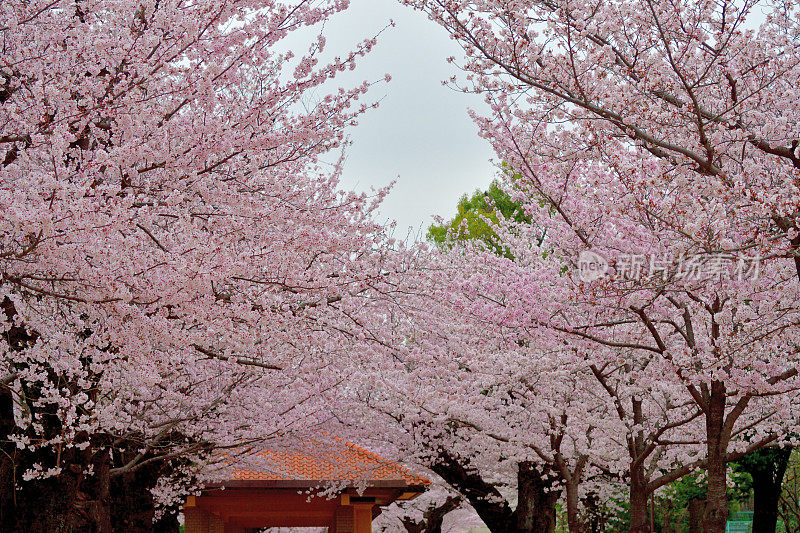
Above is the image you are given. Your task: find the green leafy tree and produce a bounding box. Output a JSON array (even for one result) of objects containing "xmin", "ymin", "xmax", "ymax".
[
  {"xmin": 427, "ymin": 181, "xmax": 531, "ymax": 256},
  {"xmin": 779, "ymin": 449, "xmax": 800, "ymax": 533}
]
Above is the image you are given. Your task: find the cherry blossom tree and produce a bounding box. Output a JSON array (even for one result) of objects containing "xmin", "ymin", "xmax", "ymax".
[
  {"xmin": 335, "ymin": 243, "xmax": 626, "ymax": 533},
  {"xmin": 398, "ymin": 0, "xmax": 800, "ymax": 531},
  {"xmin": 0, "ymin": 0, "xmax": 399, "ymax": 530},
  {"xmin": 351, "ymin": 190, "xmax": 728, "ymax": 532}
]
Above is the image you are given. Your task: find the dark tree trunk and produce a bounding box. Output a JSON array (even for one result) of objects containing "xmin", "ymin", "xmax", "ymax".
[
  {"xmin": 1, "ymin": 441, "xmax": 181, "ymax": 533},
  {"xmin": 629, "ymin": 461, "xmax": 651, "ymax": 533},
  {"xmin": 9, "ymin": 462, "xmax": 90, "ymax": 533},
  {"xmin": 0, "ymin": 297, "xmax": 93, "ymax": 532},
  {"xmin": 753, "ymin": 470, "xmax": 785, "ymax": 533},
  {"xmin": 430, "ymin": 452, "xmax": 563, "ymax": 533},
  {"xmin": 430, "ymin": 450, "xmax": 517, "ymax": 532},
  {"xmin": 739, "ymin": 447, "xmax": 793, "ymax": 533},
  {"xmin": 702, "ymin": 381, "xmax": 729, "ymax": 533},
  {"xmin": 688, "ymin": 498, "xmax": 707, "ymax": 533},
  {"xmin": 0, "ymin": 385, "xmax": 18, "ymax": 526},
  {"xmin": 400, "ymin": 495, "xmax": 462, "ymax": 533},
  {"xmin": 584, "ymin": 492, "xmax": 608, "ymax": 533},
  {"xmin": 516, "ymin": 462, "xmax": 560, "ymax": 533},
  {"xmin": 110, "ymin": 465, "xmax": 181, "ymax": 533},
  {"xmin": 564, "ymin": 477, "xmax": 586, "ymax": 533},
  {"xmin": 86, "ymin": 451, "xmax": 113, "ymax": 533}
]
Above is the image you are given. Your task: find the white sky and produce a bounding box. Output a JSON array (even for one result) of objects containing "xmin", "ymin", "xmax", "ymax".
[
  {"xmin": 299, "ymin": 1, "xmax": 772, "ymax": 239},
  {"xmin": 314, "ymin": 0, "xmax": 497, "ymax": 239}
]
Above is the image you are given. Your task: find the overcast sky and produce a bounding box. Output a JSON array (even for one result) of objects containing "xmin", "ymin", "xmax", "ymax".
[{"xmin": 311, "ymin": 0, "xmax": 497, "ymax": 239}]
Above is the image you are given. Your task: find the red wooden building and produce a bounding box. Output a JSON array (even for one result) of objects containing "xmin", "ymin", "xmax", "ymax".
[{"xmin": 183, "ymin": 441, "xmax": 429, "ymax": 533}]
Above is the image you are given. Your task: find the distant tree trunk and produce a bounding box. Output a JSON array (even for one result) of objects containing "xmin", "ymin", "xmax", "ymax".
[
  {"xmin": 584, "ymin": 491, "xmax": 608, "ymax": 533},
  {"xmin": 661, "ymin": 498, "xmax": 674, "ymax": 533},
  {"xmin": 516, "ymin": 462, "xmax": 560, "ymax": 533},
  {"xmin": 744, "ymin": 447, "xmax": 793, "ymax": 533},
  {"xmin": 688, "ymin": 498, "xmax": 706, "ymax": 533}
]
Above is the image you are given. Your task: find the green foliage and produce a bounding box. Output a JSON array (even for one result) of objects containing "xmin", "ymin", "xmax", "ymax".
[
  {"xmin": 604, "ymin": 493, "xmax": 631, "ymax": 533},
  {"xmin": 734, "ymin": 447, "xmax": 793, "ymax": 478},
  {"xmin": 779, "ymin": 449, "xmax": 800, "ymax": 533},
  {"xmin": 427, "ymin": 181, "xmax": 530, "ymax": 257}
]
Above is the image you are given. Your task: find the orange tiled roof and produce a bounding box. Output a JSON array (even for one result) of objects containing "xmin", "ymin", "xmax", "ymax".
[{"xmin": 229, "ymin": 440, "xmax": 429, "ymax": 487}]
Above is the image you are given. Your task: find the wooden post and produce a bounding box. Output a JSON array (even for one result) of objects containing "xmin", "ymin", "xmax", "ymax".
[
  {"xmin": 353, "ymin": 503, "xmax": 373, "ymax": 533},
  {"xmin": 184, "ymin": 497, "xmax": 209, "ymax": 533},
  {"xmin": 333, "ymin": 505, "xmax": 354, "ymax": 532},
  {"xmin": 208, "ymin": 513, "xmax": 225, "ymax": 533}
]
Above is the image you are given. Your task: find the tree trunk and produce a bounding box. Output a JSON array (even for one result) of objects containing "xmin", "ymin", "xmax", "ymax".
[
  {"xmin": 705, "ymin": 446, "xmax": 729, "ymax": 532},
  {"xmin": 662, "ymin": 498, "xmax": 674, "ymax": 533},
  {"xmin": 750, "ymin": 448, "xmax": 793, "ymax": 533},
  {"xmin": 564, "ymin": 478, "xmax": 586, "ymax": 533},
  {"xmin": 110, "ymin": 465, "xmax": 181, "ymax": 533},
  {"xmin": 702, "ymin": 381, "xmax": 729, "ymax": 533},
  {"xmin": 9, "ymin": 465, "xmax": 88, "ymax": 533},
  {"xmin": 0, "ymin": 429, "xmax": 180, "ymax": 532},
  {"xmin": 688, "ymin": 498, "xmax": 706, "ymax": 533},
  {"xmin": 0, "ymin": 385, "xmax": 19, "ymax": 527},
  {"xmin": 430, "ymin": 450, "xmax": 516, "ymax": 532},
  {"xmin": 83, "ymin": 451, "xmax": 113, "ymax": 533},
  {"xmin": 753, "ymin": 471, "xmax": 785, "ymax": 533},
  {"xmin": 400, "ymin": 495, "xmax": 462, "ymax": 533},
  {"xmin": 516, "ymin": 462, "xmax": 560, "ymax": 533},
  {"xmin": 583, "ymin": 491, "xmax": 607, "ymax": 533},
  {"xmin": 0, "ymin": 298, "xmax": 180, "ymax": 533},
  {"xmin": 629, "ymin": 461, "xmax": 652, "ymax": 533}
]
